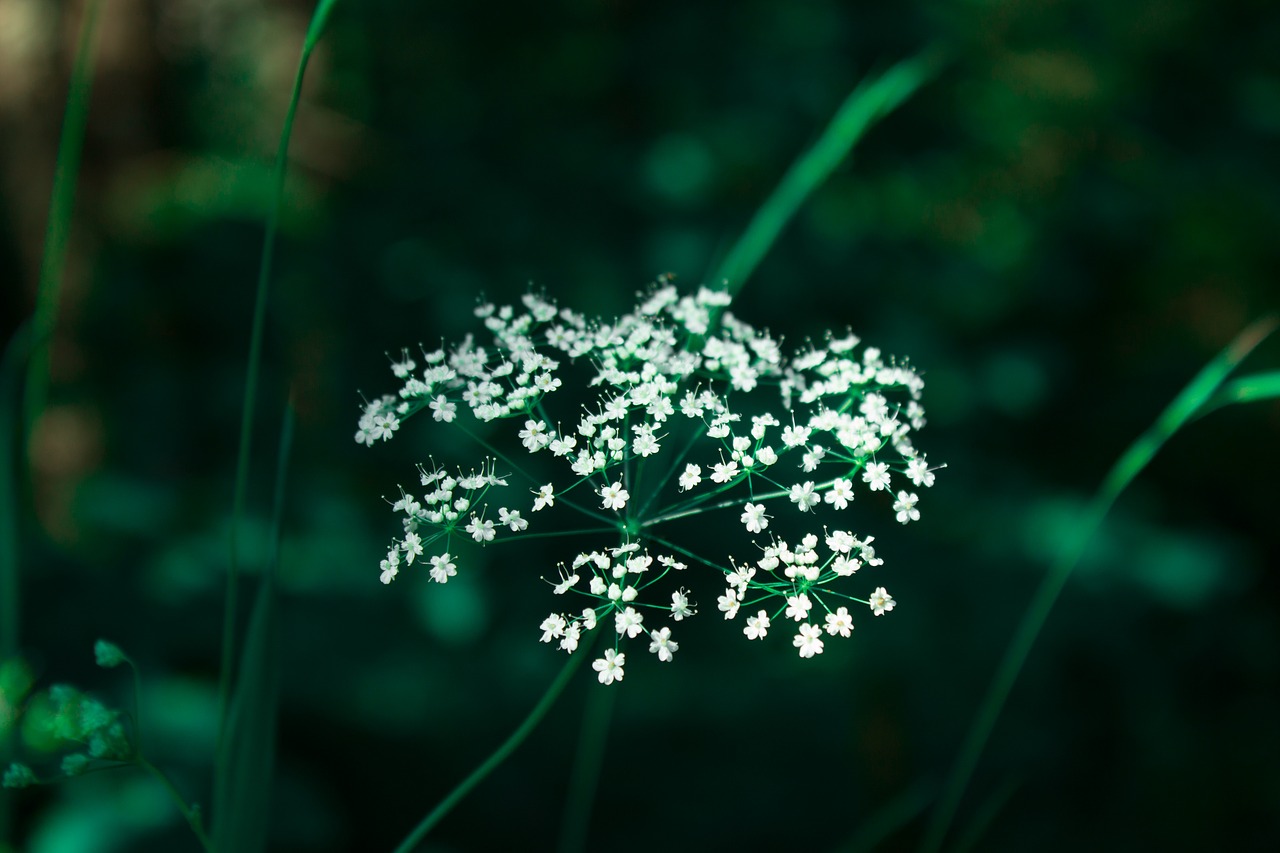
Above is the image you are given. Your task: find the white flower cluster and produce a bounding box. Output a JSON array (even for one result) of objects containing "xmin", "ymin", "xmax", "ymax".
[
  {"xmin": 715, "ymin": 532, "xmax": 895, "ymax": 660},
  {"xmin": 359, "ymin": 277, "xmax": 941, "ymax": 684},
  {"xmin": 375, "ymin": 457, "xmax": 513, "ymax": 585}
]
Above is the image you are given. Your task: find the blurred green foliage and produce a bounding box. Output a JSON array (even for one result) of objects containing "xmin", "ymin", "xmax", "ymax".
[{"xmin": 2, "ymin": 0, "xmax": 1278, "ymax": 850}]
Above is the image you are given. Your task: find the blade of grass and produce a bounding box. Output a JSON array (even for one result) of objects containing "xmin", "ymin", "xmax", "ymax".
[
  {"xmin": 22, "ymin": 0, "xmax": 103, "ymax": 446},
  {"xmin": 710, "ymin": 46, "xmax": 947, "ymax": 300},
  {"xmin": 213, "ymin": 401, "xmax": 295, "ymax": 853},
  {"xmin": 217, "ymin": 0, "xmax": 340, "ymax": 780},
  {"xmin": 920, "ymin": 315, "xmax": 1279, "ymax": 853}
]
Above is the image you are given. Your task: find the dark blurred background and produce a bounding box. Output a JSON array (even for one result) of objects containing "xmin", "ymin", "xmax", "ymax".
[{"xmin": 3, "ymin": 0, "xmax": 1279, "ymax": 850}]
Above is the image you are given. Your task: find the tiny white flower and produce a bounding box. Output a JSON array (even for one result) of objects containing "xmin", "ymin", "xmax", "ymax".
[
  {"xmin": 370, "ymin": 412, "xmax": 400, "ymax": 442},
  {"xmin": 906, "ymin": 457, "xmax": 936, "ymax": 487},
  {"xmin": 785, "ymin": 594, "xmax": 812, "ymax": 622},
  {"xmin": 658, "ymin": 555, "xmax": 687, "ymax": 571},
  {"xmin": 627, "ymin": 553, "xmax": 652, "ymax": 574},
  {"xmin": 532, "ymin": 483, "xmax": 556, "ymax": 511},
  {"xmin": 711, "ymin": 459, "xmax": 739, "ymax": 484},
  {"xmin": 429, "ymin": 553, "xmax": 457, "ymax": 583},
  {"xmin": 740, "ymin": 502, "xmax": 770, "ymax": 534},
  {"xmin": 781, "ymin": 424, "xmax": 811, "ymax": 448},
  {"xmin": 632, "ymin": 431, "xmax": 661, "ymax": 458},
  {"xmin": 893, "ymin": 491, "xmax": 920, "ymax": 524},
  {"xmin": 560, "ymin": 623, "xmax": 581, "ymax": 653},
  {"xmin": 552, "ymin": 569, "xmax": 579, "ymax": 594},
  {"xmin": 615, "ymin": 607, "xmax": 645, "ymax": 638},
  {"xmin": 678, "ymin": 464, "xmax": 702, "ymax": 491},
  {"xmin": 794, "ymin": 623, "xmax": 825, "ymax": 658},
  {"xmin": 717, "ymin": 589, "xmax": 741, "ymax": 619},
  {"xmin": 518, "ymin": 419, "xmax": 550, "ymax": 452},
  {"xmin": 390, "ymin": 351, "xmax": 416, "ymax": 378},
  {"xmin": 868, "ymin": 587, "xmax": 896, "ymax": 616},
  {"xmin": 429, "ymin": 395, "xmax": 457, "ymax": 423},
  {"xmin": 648, "ymin": 627, "xmax": 678, "ymax": 662},
  {"xmin": 863, "ymin": 462, "xmax": 890, "ymax": 491},
  {"xmin": 744, "ymin": 610, "xmax": 771, "ymax": 640},
  {"xmin": 789, "ymin": 481, "xmax": 819, "ymax": 512},
  {"xmin": 823, "ymin": 477, "xmax": 854, "ymax": 510},
  {"xmin": 800, "ymin": 445, "xmax": 826, "ymax": 472},
  {"xmin": 498, "ymin": 507, "xmax": 528, "ymax": 532},
  {"xmin": 824, "ymin": 607, "xmax": 854, "ymax": 637},
  {"xmin": 826, "ymin": 530, "xmax": 855, "ymax": 554},
  {"xmin": 832, "ymin": 555, "xmax": 861, "ymax": 576},
  {"xmin": 401, "ymin": 531, "xmax": 424, "ymax": 564},
  {"xmin": 548, "ymin": 435, "xmax": 578, "ymax": 457},
  {"xmin": 600, "ymin": 481, "xmax": 630, "ymax": 511},
  {"xmin": 466, "ymin": 516, "xmax": 495, "ymax": 543},
  {"xmin": 540, "ymin": 613, "xmax": 567, "ymax": 643},
  {"xmin": 670, "ymin": 589, "xmax": 694, "ymax": 621},
  {"xmin": 593, "ymin": 649, "xmax": 626, "ymax": 685}
]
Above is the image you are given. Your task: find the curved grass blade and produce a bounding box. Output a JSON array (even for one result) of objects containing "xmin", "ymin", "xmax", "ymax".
[
  {"xmin": 212, "ymin": 402, "xmax": 295, "ymax": 853},
  {"xmin": 217, "ymin": 0, "xmax": 340, "ymax": 779},
  {"xmin": 711, "ymin": 47, "xmax": 947, "ymax": 301},
  {"xmin": 22, "ymin": 0, "xmax": 103, "ymax": 444},
  {"xmin": 920, "ymin": 315, "xmax": 1279, "ymax": 853}
]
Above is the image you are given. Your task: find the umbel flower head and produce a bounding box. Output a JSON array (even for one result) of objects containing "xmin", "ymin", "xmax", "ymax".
[{"xmin": 358, "ymin": 276, "xmax": 940, "ymax": 684}]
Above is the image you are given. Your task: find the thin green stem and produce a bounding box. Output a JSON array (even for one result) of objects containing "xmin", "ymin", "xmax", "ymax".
[
  {"xmin": 488, "ymin": 527, "xmax": 616, "ymax": 544},
  {"xmin": 642, "ymin": 488, "xmax": 779, "ymax": 527},
  {"xmin": 556, "ymin": 675, "xmax": 616, "ymax": 853},
  {"xmin": 138, "ymin": 756, "xmax": 214, "ymax": 853},
  {"xmin": 642, "ymin": 532, "xmax": 733, "ymax": 574},
  {"xmin": 217, "ymin": 0, "xmax": 338, "ymax": 783},
  {"xmin": 635, "ymin": 420, "xmax": 708, "ymax": 519},
  {"xmin": 390, "ymin": 648, "xmax": 591, "ymax": 853},
  {"xmin": 919, "ymin": 316, "xmax": 1278, "ymax": 853},
  {"xmin": 22, "ymin": 0, "xmax": 103, "ymax": 444}
]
